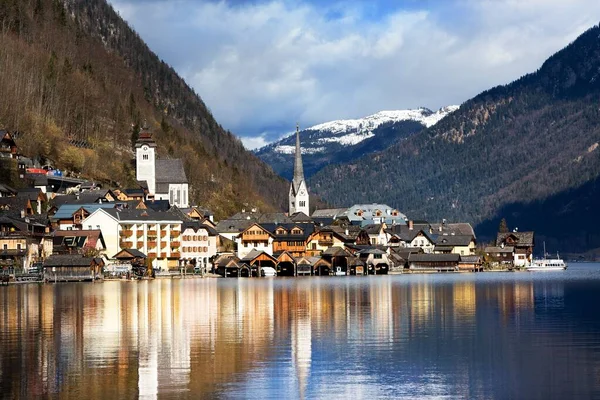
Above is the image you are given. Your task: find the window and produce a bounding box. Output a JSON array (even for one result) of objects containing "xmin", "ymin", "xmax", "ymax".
[
  {"xmin": 374, "ymin": 254, "xmax": 382, "ymax": 259},
  {"xmin": 299, "ymin": 201, "xmax": 306, "ymax": 207},
  {"xmin": 142, "ymin": 154, "xmax": 149, "ymax": 160},
  {"xmin": 3, "ymin": 244, "xmax": 7, "ymax": 250},
  {"xmin": 371, "ymin": 238, "xmax": 377, "ymax": 245},
  {"xmin": 17, "ymin": 243, "xmax": 21, "ymax": 250}
]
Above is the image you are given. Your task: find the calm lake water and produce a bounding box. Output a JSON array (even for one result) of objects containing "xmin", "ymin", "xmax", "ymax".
[{"xmin": 2, "ymin": 264, "xmax": 600, "ymax": 399}]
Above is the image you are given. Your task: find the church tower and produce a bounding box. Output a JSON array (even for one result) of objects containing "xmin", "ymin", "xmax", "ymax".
[
  {"xmin": 289, "ymin": 124, "xmax": 310, "ymax": 215},
  {"xmin": 135, "ymin": 129, "xmax": 157, "ymax": 196}
]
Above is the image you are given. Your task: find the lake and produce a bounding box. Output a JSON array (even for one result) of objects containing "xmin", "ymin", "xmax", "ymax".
[{"xmin": 1, "ymin": 264, "xmax": 600, "ymax": 399}]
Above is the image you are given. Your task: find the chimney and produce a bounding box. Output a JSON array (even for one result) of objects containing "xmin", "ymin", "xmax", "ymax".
[{"xmin": 408, "ymin": 220, "xmax": 413, "ymax": 230}]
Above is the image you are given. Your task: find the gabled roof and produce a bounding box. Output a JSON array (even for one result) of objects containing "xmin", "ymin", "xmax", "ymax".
[
  {"xmin": 240, "ymin": 249, "xmax": 278, "ymax": 263},
  {"xmin": 155, "ymin": 159, "xmax": 188, "ymax": 186},
  {"xmin": 52, "ymin": 203, "xmax": 115, "ymax": 220},
  {"xmin": 16, "ymin": 188, "xmax": 47, "ymax": 202},
  {"xmin": 53, "ymin": 230, "xmax": 105, "ymax": 250},
  {"xmin": 239, "ymin": 222, "xmax": 275, "ymax": 238},
  {"xmin": 496, "ymin": 232, "xmax": 534, "ymax": 247},
  {"xmin": 43, "ymin": 254, "xmax": 95, "ymax": 267},
  {"xmin": 435, "ymin": 235, "xmax": 474, "ymax": 247},
  {"xmin": 0, "ymin": 183, "xmax": 17, "ymax": 195},
  {"xmin": 311, "ymin": 208, "xmax": 347, "ymax": 218},
  {"xmin": 182, "ymin": 221, "xmax": 218, "ymax": 236},
  {"xmin": 113, "ymin": 248, "xmax": 147, "ymax": 259},
  {"xmin": 145, "ymin": 199, "xmax": 170, "ymax": 212},
  {"xmin": 409, "ymin": 253, "xmax": 460, "ymax": 262},
  {"xmin": 322, "ymin": 246, "xmax": 353, "ymax": 257},
  {"xmin": 361, "ymin": 224, "xmax": 385, "ymax": 235}
]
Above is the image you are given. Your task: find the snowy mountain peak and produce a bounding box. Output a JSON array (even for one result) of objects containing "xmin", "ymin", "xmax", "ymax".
[{"xmin": 260, "ymin": 105, "xmax": 459, "ymax": 155}]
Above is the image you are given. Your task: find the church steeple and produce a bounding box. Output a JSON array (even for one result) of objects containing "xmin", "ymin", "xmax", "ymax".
[
  {"xmin": 293, "ymin": 123, "xmax": 304, "ymax": 190},
  {"xmin": 289, "ymin": 123, "xmax": 309, "ymax": 215}
]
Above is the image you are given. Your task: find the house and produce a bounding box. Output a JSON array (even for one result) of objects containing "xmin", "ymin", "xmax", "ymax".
[
  {"xmin": 357, "ymin": 224, "xmax": 390, "ymax": 246},
  {"xmin": 51, "ymin": 203, "xmax": 116, "ymax": 230},
  {"xmin": 345, "ymin": 204, "xmax": 407, "ymax": 227},
  {"xmin": 0, "ymin": 131, "xmax": 18, "ymax": 159},
  {"xmin": 458, "ymin": 255, "xmax": 483, "ymax": 272},
  {"xmin": 496, "ymin": 231, "xmax": 535, "ymax": 267},
  {"xmin": 388, "ymin": 221, "xmax": 437, "ymax": 252},
  {"xmin": 43, "ymin": 254, "xmax": 103, "ymax": 282},
  {"xmin": 16, "ymin": 188, "xmax": 47, "ymax": 214},
  {"xmin": 408, "ymin": 253, "xmax": 460, "ymax": 272},
  {"xmin": 0, "ymin": 197, "xmax": 34, "ymax": 216},
  {"xmin": 180, "ymin": 221, "xmax": 218, "ymax": 273},
  {"xmin": 434, "ymin": 235, "xmax": 476, "ymax": 255},
  {"xmin": 268, "ymin": 223, "xmax": 315, "ymax": 258},
  {"xmin": 484, "ymin": 246, "xmax": 514, "ymax": 267},
  {"xmin": 357, "ymin": 248, "xmax": 392, "ymax": 275},
  {"xmin": 235, "ymin": 223, "xmax": 275, "ymax": 259},
  {"xmin": 0, "ymin": 183, "xmax": 16, "ymax": 198},
  {"xmin": 305, "ymin": 227, "xmax": 349, "ymax": 257},
  {"xmin": 52, "ymin": 230, "xmax": 106, "ymax": 255},
  {"xmin": 135, "ymin": 131, "xmax": 189, "ymax": 208},
  {"xmin": 82, "ymin": 208, "xmax": 183, "ymax": 271},
  {"xmin": 213, "ymin": 253, "xmax": 242, "ymax": 277}
]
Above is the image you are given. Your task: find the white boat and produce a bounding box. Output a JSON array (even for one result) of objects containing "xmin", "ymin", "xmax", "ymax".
[
  {"xmin": 526, "ymin": 243, "xmax": 567, "ymax": 271},
  {"xmin": 526, "ymin": 258, "xmax": 567, "ymax": 271}
]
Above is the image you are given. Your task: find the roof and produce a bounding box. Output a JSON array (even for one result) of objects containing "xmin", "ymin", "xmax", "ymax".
[
  {"xmin": 182, "ymin": 221, "xmax": 218, "ymax": 236},
  {"xmin": 52, "ymin": 193, "xmax": 109, "ymax": 207},
  {"xmin": 155, "ymin": 159, "xmax": 188, "ymax": 189},
  {"xmin": 312, "ymin": 208, "xmax": 347, "ymax": 218},
  {"xmin": 496, "ymin": 231, "xmax": 534, "ymax": 247},
  {"xmin": 460, "ymin": 255, "xmax": 482, "ymax": 263},
  {"xmin": 362, "ymin": 224, "xmax": 384, "ymax": 235},
  {"xmin": 145, "ymin": 200, "xmax": 170, "ymax": 212},
  {"xmin": 52, "ymin": 203, "xmax": 115, "ymax": 220},
  {"xmin": 214, "ymin": 254, "xmax": 240, "ymax": 267},
  {"xmin": 485, "ymin": 246, "xmax": 514, "ymax": 253},
  {"xmin": 435, "ymin": 235, "xmax": 474, "ymax": 247},
  {"xmin": 358, "ymin": 248, "xmax": 386, "ymax": 255},
  {"xmin": 0, "ymin": 183, "xmax": 17, "ymax": 194},
  {"xmin": 322, "ymin": 246, "xmax": 353, "ymax": 257},
  {"xmin": 43, "ymin": 254, "xmax": 95, "ymax": 267},
  {"xmin": 113, "ymin": 248, "xmax": 147, "ymax": 259},
  {"xmin": 290, "ymin": 212, "xmax": 313, "ymax": 223},
  {"xmin": 430, "ymin": 222, "xmax": 476, "ymax": 238},
  {"xmin": 408, "ymin": 254, "xmax": 460, "ymax": 262},
  {"xmin": 99, "ymin": 208, "xmax": 183, "ymax": 222},
  {"xmin": 53, "ymin": 230, "xmax": 104, "ymax": 250}
]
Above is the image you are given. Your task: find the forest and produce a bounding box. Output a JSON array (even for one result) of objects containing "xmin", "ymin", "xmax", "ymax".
[{"xmin": 0, "ymin": 0, "xmax": 288, "ymax": 218}]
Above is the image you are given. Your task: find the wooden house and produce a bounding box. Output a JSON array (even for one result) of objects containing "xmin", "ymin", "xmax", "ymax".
[
  {"xmin": 0, "ymin": 131, "xmax": 18, "ymax": 159},
  {"xmin": 43, "ymin": 254, "xmax": 104, "ymax": 282},
  {"xmin": 269, "ymin": 223, "xmax": 314, "ymax": 258},
  {"xmin": 496, "ymin": 231, "xmax": 534, "ymax": 267},
  {"xmin": 235, "ymin": 223, "xmax": 275, "ymax": 258}
]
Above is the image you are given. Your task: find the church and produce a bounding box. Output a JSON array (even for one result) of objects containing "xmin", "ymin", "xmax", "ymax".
[
  {"xmin": 289, "ymin": 124, "xmax": 309, "ymax": 215},
  {"xmin": 135, "ymin": 131, "xmax": 189, "ymax": 208}
]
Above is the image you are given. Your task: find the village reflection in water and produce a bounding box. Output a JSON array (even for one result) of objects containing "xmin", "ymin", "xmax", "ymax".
[{"xmin": 0, "ymin": 272, "xmax": 598, "ymax": 399}]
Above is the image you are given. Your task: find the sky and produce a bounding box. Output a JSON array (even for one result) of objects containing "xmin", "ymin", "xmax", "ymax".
[{"xmin": 109, "ymin": 0, "xmax": 600, "ymax": 149}]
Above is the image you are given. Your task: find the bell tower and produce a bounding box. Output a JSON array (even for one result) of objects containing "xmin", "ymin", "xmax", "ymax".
[
  {"xmin": 289, "ymin": 124, "xmax": 310, "ymax": 215},
  {"xmin": 135, "ymin": 129, "xmax": 157, "ymax": 196}
]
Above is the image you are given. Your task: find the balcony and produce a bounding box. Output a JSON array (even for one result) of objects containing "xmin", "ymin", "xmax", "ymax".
[
  {"xmin": 170, "ymin": 252, "xmax": 181, "ymax": 258},
  {"xmin": 147, "ymin": 252, "xmax": 157, "ymax": 258},
  {"xmin": 147, "ymin": 230, "xmax": 157, "ymax": 237},
  {"xmin": 171, "ymin": 231, "xmax": 181, "ymax": 238},
  {"xmin": 137, "ymin": 241, "xmax": 144, "ymax": 249},
  {"xmin": 160, "ymin": 231, "xmax": 168, "ymax": 238},
  {"xmin": 120, "ymin": 229, "xmax": 133, "ymax": 237},
  {"xmin": 120, "ymin": 242, "xmax": 133, "ymax": 249},
  {"xmin": 136, "ymin": 230, "xmax": 144, "ymax": 238},
  {"xmin": 147, "ymin": 241, "xmax": 157, "ymax": 248},
  {"xmin": 170, "ymin": 241, "xmax": 181, "ymax": 248},
  {"xmin": 318, "ymin": 240, "xmax": 333, "ymax": 247}
]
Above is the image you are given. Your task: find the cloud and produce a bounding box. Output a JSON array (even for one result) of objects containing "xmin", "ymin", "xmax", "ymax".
[
  {"xmin": 110, "ymin": 0, "xmax": 600, "ymax": 148},
  {"xmin": 240, "ymin": 134, "xmax": 270, "ymax": 150}
]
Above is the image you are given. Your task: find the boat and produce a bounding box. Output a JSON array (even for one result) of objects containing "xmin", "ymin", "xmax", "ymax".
[{"xmin": 526, "ymin": 242, "xmax": 567, "ymax": 271}]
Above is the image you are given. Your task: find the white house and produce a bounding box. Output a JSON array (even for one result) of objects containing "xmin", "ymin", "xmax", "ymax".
[
  {"xmin": 235, "ymin": 223, "xmax": 274, "ymax": 259},
  {"xmin": 83, "ymin": 208, "xmax": 183, "ymax": 270},
  {"xmin": 180, "ymin": 221, "xmax": 218, "ymax": 272}
]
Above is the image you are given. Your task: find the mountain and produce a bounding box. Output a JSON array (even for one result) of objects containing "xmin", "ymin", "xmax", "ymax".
[
  {"xmin": 309, "ymin": 24, "xmax": 600, "ymax": 254},
  {"xmin": 255, "ymin": 106, "xmax": 458, "ymax": 180},
  {"xmin": 0, "ymin": 0, "xmax": 287, "ymax": 218}
]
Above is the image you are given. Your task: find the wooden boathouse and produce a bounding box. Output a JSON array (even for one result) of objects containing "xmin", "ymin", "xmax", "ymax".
[{"xmin": 43, "ymin": 254, "xmax": 104, "ymax": 282}]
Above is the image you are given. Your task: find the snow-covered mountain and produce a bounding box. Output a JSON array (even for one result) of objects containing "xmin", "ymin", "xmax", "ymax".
[{"xmin": 255, "ymin": 106, "xmax": 459, "ymax": 180}]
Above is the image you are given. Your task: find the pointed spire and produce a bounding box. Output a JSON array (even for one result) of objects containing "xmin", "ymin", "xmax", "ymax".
[{"xmin": 293, "ymin": 123, "xmax": 304, "ymax": 191}]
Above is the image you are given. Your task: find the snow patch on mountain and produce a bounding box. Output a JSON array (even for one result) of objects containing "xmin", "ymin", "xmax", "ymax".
[{"xmin": 260, "ymin": 105, "xmax": 459, "ymax": 155}]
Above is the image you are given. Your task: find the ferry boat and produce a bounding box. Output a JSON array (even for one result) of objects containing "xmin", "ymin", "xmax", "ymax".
[
  {"xmin": 526, "ymin": 243, "xmax": 567, "ymax": 271},
  {"xmin": 526, "ymin": 257, "xmax": 567, "ymax": 271}
]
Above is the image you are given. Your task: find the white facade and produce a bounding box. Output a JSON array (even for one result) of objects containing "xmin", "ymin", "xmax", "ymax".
[
  {"xmin": 409, "ymin": 233, "xmax": 435, "ymax": 254},
  {"xmin": 82, "ymin": 210, "xmax": 120, "ymax": 257},
  {"xmin": 181, "ymin": 226, "xmax": 217, "ymax": 271},
  {"xmin": 289, "ymin": 180, "xmax": 310, "ymax": 216},
  {"xmin": 155, "ymin": 183, "xmax": 189, "ymax": 209},
  {"xmin": 136, "ymin": 143, "xmax": 156, "ymax": 195},
  {"xmin": 235, "ymin": 237, "xmax": 274, "ymax": 259}
]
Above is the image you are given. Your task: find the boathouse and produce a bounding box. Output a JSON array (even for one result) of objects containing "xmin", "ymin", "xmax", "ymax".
[{"xmin": 43, "ymin": 254, "xmax": 104, "ymax": 282}]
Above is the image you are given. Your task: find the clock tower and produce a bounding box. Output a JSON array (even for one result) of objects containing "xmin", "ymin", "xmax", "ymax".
[
  {"xmin": 135, "ymin": 130, "xmax": 157, "ymax": 195},
  {"xmin": 289, "ymin": 124, "xmax": 310, "ymax": 215}
]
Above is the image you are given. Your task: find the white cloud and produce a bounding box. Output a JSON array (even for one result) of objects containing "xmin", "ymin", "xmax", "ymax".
[
  {"xmin": 110, "ymin": 0, "xmax": 600, "ymax": 147},
  {"xmin": 240, "ymin": 134, "xmax": 270, "ymax": 151}
]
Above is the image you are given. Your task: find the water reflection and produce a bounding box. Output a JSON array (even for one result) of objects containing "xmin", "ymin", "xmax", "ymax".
[{"xmin": 1, "ymin": 266, "xmax": 600, "ymax": 399}]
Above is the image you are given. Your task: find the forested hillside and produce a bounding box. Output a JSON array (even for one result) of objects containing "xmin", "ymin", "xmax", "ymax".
[
  {"xmin": 0, "ymin": 0, "xmax": 288, "ymax": 218},
  {"xmin": 310, "ymin": 24, "xmax": 600, "ymax": 253}
]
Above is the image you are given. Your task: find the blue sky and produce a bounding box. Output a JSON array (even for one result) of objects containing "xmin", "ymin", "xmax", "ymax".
[{"xmin": 110, "ymin": 0, "xmax": 600, "ymax": 149}]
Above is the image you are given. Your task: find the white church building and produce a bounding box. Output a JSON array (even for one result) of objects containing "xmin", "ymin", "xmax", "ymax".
[{"xmin": 135, "ymin": 131, "xmax": 189, "ymax": 208}]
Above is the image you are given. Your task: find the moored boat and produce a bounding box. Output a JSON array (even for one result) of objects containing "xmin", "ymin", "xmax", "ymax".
[{"xmin": 526, "ymin": 257, "xmax": 567, "ymax": 271}]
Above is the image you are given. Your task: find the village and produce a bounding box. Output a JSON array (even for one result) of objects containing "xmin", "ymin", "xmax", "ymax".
[{"xmin": 0, "ymin": 128, "xmax": 536, "ymax": 282}]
